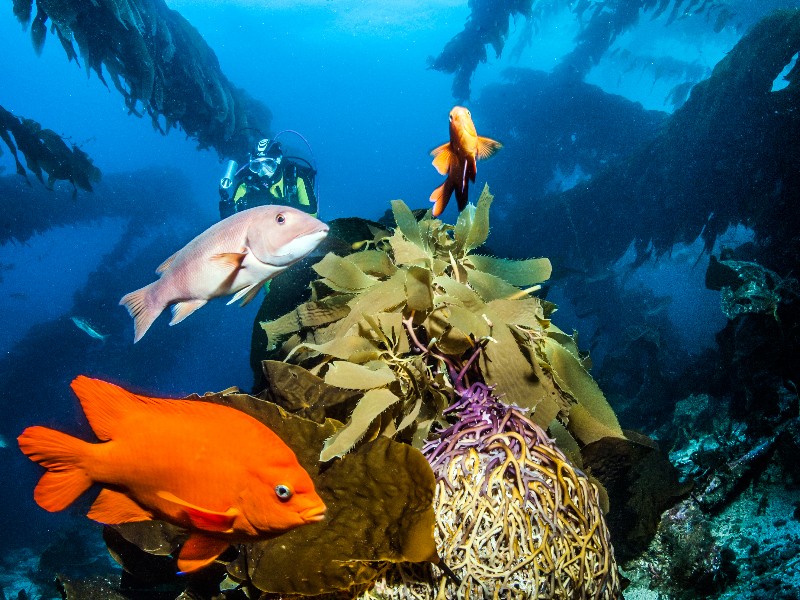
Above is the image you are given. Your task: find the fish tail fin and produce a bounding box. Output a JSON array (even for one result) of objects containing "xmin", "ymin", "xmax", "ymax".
[
  {"xmin": 430, "ymin": 179, "xmax": 454, "ymax": 218},
  {"xmin": 17, "ymin": 426, "xmax": 93, "ymax": 512},
  {"xmin": 119, "ymin": 283, "xmax": 162, "ymax": 343}
]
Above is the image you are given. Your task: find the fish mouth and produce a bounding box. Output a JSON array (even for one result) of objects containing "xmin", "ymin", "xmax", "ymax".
[
  {"xmin": 303, "ymin": 506, "xmax": 327, "ymax": 523},
  {"xmin": 271, "ymin": 228, "xmax": 329, "ymax": 261},
  {"xmin": 306, "ymin": 226, "xmax": 330, "ymax": 240}
]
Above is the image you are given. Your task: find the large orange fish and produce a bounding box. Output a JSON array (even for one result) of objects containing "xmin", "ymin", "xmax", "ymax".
[
  {"xmin": 429, "ymin": 106, "xmax": 502, "ymax": 217},
  {"xmin": 17, "ymin": 376, "xmax": 325, "ymax": 573}
]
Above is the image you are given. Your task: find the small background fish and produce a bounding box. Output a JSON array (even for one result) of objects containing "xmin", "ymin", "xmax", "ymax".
[{"xmin": 70, "ymin": 316, "xmax": 109, "ymax": 342}]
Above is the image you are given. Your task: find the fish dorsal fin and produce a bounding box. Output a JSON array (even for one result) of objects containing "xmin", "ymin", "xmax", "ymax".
[
  {"xmin": 156, "ymin": 251, "xmax": 179, "ymax": 274},
  {"xmin": 157, "ymin": 490, "xmax": 238, "ymax": 533},
  {"xmin": 88, "ymin": 488, "xmax": 153, "ymax": 524},
  {"xmin": 177, "ymin": 534, "xmax": 231, "ymax": 573},
  {"xmin": 169, "ymin": 299, "xmax": 207, "ymax": 326},
  {"xmin": 475, "ymin": 136, "xmax": 502, "ymax": 160},
  {"xmin": 430, "ymin": 143, "xmax": 453, "ymax": 175},
  {"xmin": 70, "ymin": 376, "xmax": 158, "ymax": 441},
  {"xmin": 210, "ymin": 250, "xmax": 248, "ymax": 270}
]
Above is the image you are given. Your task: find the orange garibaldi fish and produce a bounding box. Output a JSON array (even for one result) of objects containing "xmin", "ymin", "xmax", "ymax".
[
  {"xmin": 17, "ymin": 376, "xmax": 326, "ymax": 573},
  {"xmin": 429, "ymin": 106, "xmax": 502, "ymax": 217}
]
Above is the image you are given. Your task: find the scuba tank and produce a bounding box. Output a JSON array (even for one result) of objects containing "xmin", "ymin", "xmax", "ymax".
[
  {"xmin": 285, "ymin": 164, "xmax": 298, "ymax": 203},
  {"xmin": 219, "ymin": 160, "xmax": 239, "ymax": 220},
  {"xmin": 219, "ymin": 160, "xmax": 239, "ymax": 196}
]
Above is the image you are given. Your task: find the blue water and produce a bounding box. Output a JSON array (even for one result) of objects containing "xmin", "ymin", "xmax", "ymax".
[{"xmin": 0, "ymin": 0, "xmax": 798, "ymax": 592}]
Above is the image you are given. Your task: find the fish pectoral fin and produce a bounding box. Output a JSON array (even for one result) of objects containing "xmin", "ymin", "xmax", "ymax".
[
  {"xmin": 88, "ymin": 488, "xmax": 153, "ymax": 524},
  {"xmin": 429, "ymin": 142, "xmax": 449, "ymax": 157},
  {"xmin": 430, "ymin": 143, "xmax": 453, "ymax": 175},
  {"xmin": 226, "ymin": 281, "xmax": 262, "ymax": 306},
  {"xmin": 156, "ymin": 490, "xmax": 238, "ymax": 533},
  {"xmin": 225, "ymin": 282, "xmax": 264, "ymax": 307},
  {"xmin": 169, "ymin": 299, "xmax": 207, "ymax": 326},
  {"xmin": 475, "ymin": 136, "xmax": 502, "ymax": 160},
  {"xmin": 210, "ymin": 251, "xmax": 248, "ymax": 270},
  {"xmin": 239, "ymin": 281, "xmax": 265, "ymax": 306},
  {"xmin": 177, "ymin": 534, "xmax": 231, "ymax": 574}
]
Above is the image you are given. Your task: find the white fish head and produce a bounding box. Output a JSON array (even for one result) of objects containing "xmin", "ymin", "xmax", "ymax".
[{"xmin": 246, "ymin": 206, "xmax": 329, "ymax": 267}]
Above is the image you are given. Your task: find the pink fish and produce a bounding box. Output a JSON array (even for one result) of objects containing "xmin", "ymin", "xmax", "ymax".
[{"xmin": 120, "ymin": 206, "xmax": 328, "ymax": 343}]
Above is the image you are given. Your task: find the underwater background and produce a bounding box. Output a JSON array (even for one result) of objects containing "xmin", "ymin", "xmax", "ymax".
[{"xmin": 1, "ymin": 0, "xmax": 799, "ymax": 598}]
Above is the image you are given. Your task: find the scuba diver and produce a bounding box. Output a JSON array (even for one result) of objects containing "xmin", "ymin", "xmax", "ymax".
[
  {"xmin": 217, "ymin": 132, "xmax": 323, "ymax": 391},
  {"xmin": 218, "ymin": 131, "xmax": 319, "ymax": 219}
]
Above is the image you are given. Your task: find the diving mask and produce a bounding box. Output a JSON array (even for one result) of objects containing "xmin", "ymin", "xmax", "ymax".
[{"xmin": 249, "ymin": 155, "xmax": 281, "ymax": 178}]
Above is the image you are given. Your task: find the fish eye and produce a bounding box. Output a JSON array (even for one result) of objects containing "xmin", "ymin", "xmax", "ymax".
[
  {"xmin": 276, "ymin": 213, "xmax": 286, "ymax": 225},
  {"xmin": 275, "ymin": 484, "xmax": 293, "ymax": 500}
]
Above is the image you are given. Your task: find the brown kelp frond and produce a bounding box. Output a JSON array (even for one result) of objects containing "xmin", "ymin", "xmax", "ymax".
[
  {"xmin": 0, "ymin": 104, "xmax": 100, "ymax": 196},
  {"xmin": 260, "ymin": 185, "xmax": 624, "ymax": 460}
]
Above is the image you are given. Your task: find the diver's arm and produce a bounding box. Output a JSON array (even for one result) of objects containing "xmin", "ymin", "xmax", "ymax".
[{"xmin": 295, "ymin": 168, "xmax": 319, "ymax": 216}]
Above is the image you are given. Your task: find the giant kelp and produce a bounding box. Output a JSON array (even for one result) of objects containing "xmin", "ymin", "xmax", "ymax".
[
  {"xmin": 431, "ymin": 0, "xmax": 784, "ymax": 99},
  {"xmin": 487, "ymin": 9, "xmax": 800, "ymax": 275},
  {"xmin": 465, "ymin": 12, "xmax": 799, "ymax": 443},
  {"xmin": 0, "ymin": 104, "xmax": 100, "ymax": 196},
  {"xmin": 252, "ymin": 190, "xmax": 625, "ymax": 597},
  {"xmin": 262, "ymin": 185, "xmax": 625, "ymax": 460},
  {"xmin": 11, "ymin": 0, "xmax": 272, "ymax": 157},
  {"xmin": 257, "ymin": 186, "xmax": 686, "ymax": 569},
  {"xmin": 428, "ymin": 0, "xmax": 537, "ymax": 100}
]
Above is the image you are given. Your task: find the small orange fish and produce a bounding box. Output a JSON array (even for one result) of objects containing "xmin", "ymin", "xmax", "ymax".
[
  {"xmin": 429, "ymin": 106, "xmax": 502, "ymax": 217},
  {"xmin": 18, "ymin": 376, "xmax": 325, "ymax": 573}
]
